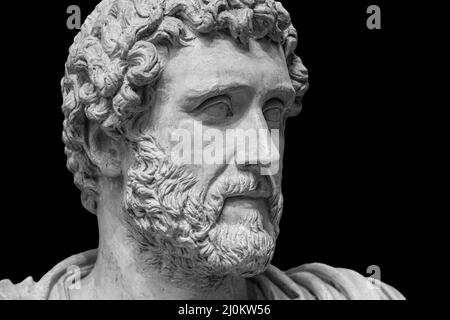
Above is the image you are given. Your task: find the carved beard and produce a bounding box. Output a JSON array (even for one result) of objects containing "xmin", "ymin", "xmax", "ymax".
[{"xmin": 122, "ymin": 135, "xmax": 283, "ymax": 288}]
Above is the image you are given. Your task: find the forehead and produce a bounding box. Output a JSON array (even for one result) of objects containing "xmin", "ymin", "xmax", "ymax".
[{"xmin": 156, "ymin": 36, "xmax": 292, "ymax": 101}]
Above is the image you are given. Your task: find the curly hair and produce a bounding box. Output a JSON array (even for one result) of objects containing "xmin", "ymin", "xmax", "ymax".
[{"xmin": 61, "ymin": 0, "xmax": 309, "ymax": 214}]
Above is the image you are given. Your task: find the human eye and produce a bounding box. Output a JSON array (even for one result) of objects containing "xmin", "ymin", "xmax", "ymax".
[
  {"xmin": 197, "ymin": 95, "xmax": 233, "ymax": 120},
  {"xmin": 263, "ymin": 99, "xmax": 284, "ymax": 124}
]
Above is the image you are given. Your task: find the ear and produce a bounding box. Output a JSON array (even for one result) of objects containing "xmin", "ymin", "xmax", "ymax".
[{"xmin": 87, "ymin": 123, "xmax": 123, "ymax": 178}]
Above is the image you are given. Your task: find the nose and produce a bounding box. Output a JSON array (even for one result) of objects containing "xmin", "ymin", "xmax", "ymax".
[{"xmin": 234, "ymin": 108, "xmax": 281, "ymax": 175}]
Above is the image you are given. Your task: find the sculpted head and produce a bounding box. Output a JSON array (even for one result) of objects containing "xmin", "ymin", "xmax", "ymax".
[{"xmin": 61, "ymin": 0, "xmax": 308, "ymax": 287}]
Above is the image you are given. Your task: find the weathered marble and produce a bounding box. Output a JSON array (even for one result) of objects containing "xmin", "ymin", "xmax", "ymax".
[
  {"xmin": 1, "ymin": 0, "xmax": 404, "ymax": 300},
  {"xmin": 0, "ymin": 250, "xmax": 404, "ymax": 299}
]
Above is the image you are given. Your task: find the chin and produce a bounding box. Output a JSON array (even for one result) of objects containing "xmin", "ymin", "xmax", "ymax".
[{"xmin": 203, "ymin": 219, "xmax": 277, "ymax": 278}]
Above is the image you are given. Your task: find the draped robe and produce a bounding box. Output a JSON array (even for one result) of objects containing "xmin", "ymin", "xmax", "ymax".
[{"xmin": 0, "ymin": 249, "xmax": 405, "ymax": 300}]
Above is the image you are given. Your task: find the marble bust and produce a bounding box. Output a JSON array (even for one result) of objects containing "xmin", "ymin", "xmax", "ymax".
[{"xmin": 1, "ymin": 0, "xmax": 404, "ymax": 300}]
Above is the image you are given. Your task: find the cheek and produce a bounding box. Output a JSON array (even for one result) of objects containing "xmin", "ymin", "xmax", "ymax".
[
  {"xmin": 189, "ymin": 163, "xmax": 227, "ymax": 190},
  {"xmin": 274, "ymin": 135, "xmax": 285, "ymax": 184},
  {"xmin": 145, "ymin": 112, "xmax": 194, "ymax": 155},
  {"xmin": 145, "ymin": 115, "xmax": 229, "ymax": 184},
  {"xmin": 278, "ymin": 133, "xmax": 286, "ymax": 157}
]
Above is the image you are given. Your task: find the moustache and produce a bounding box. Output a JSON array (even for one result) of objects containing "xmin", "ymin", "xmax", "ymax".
[{"xmin": 202, "ymin": 171, "xmax": 279, "ymax": 220}]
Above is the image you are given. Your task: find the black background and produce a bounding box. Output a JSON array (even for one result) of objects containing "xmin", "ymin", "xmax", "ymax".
[{"xmin": 0, "ymin": 0, "xmax": 427, "ymax": 300}]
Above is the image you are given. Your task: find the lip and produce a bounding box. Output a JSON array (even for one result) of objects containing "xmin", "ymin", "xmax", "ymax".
[{"xmin": 219, "ymin": 195, "xmax": 271, "ymax": 229}]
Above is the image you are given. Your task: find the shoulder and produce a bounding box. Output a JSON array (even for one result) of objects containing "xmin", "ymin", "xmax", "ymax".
[
  {"xmin": 249, "ymin": 263, "xmax": 405, "ymax": 300},
  {"xmin": 0, "ymin": 277, "xmax": 40, "ymax": 300},
  {"xmin": 0, "ymin": 249, "xmax": 97, "ymax": 300}
]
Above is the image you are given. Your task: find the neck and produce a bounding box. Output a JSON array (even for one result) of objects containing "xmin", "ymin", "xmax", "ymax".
[{"xmin": 70, "ymin": 178, "xmax": 249, "ymax": 300}]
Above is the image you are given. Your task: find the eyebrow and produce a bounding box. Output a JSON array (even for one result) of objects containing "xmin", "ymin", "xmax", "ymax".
[
  {"xmin": 180, "ymin": 81, "xmax": 296, "ymax": 109},
  {"xmin": 182, "ymin": 82, "xmax": 254, "ymax": 106},
  {"xmin": 264, "ymin": 84, "xmax": 297, "ymax": 107}
]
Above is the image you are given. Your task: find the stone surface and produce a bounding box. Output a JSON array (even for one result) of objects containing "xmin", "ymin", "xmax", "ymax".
[
  {"xmin": 1, "ymin": 0, "xmax": 404, "ymax": 300},
  {"xmin": 1, "ymin": 250, "xmax": 404, "ymax": 300}
]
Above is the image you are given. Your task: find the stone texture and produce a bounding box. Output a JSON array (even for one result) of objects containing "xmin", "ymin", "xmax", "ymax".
[{"xmin": 1, "ymin": 0, "xmax": 404, "ymax": 300}]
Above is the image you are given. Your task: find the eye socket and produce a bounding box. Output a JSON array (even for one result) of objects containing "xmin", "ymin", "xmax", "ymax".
[
  {"xmin": 197, "ymin": 96, "xmax": 233, "ymax": 120},
  {"xmin": 264, "ymin": 99, "xmax": 284, "ymax": 123}
]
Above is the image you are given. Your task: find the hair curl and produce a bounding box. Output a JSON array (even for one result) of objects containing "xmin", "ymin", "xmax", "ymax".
[{"xmin": 61, "ymin": 0, "xmax": 309, "ymax": 214}]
